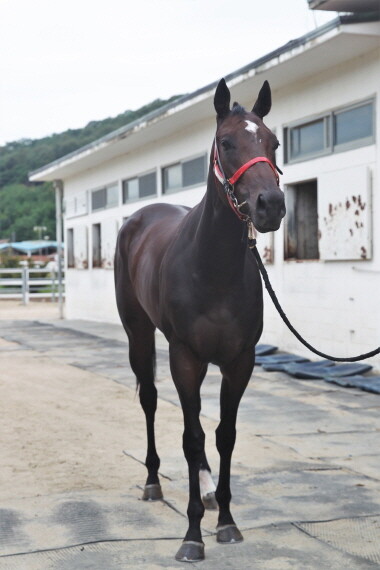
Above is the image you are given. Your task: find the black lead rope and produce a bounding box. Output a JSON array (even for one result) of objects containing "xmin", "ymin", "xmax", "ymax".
[{"xmin": 250, "ymin": 239, "xmax": 380, "ymax": 363}]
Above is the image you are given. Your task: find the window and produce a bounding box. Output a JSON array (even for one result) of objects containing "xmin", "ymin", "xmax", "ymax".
[
  {"xmin": 162, "ymin": 154, "xmax": 206, "ymax": 193},
  {"xmin": 284, "ymin": 100, "xmax": 374, "ymax": 163},
  {"xmin": 67, "ymin": 228, "xmax": 74, "ymax": 268},
  {"xmin": 122, "ymin": 171, "xmax": 156, "ymax": 203},
  {"xmin": 333, "ymin": 102, "xmax": 374, "ymax": 149},
  {"xmin": 289, "ymin": 118, "xmax": 328, "ymax": 159},
  {"xmin": 91, "ymin": 183, "xmax": 118, "ymax": 212},
  {"xmin": 284, "ymin": 180, "xmax": 319, "ymax": 261},
  {"xmin": 92, "ymin": 223, "xmax": 102, "ymax": 268}
]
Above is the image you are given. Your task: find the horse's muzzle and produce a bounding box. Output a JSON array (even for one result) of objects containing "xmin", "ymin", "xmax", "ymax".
[{"xmin": 253, "ymin": 190, "xmax": 286, "ymax": 233}]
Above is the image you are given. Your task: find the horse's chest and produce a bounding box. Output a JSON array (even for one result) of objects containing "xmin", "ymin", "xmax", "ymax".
[{"xmin": 188, "ymin": 303, "xmax": 261, "ymax": 363}]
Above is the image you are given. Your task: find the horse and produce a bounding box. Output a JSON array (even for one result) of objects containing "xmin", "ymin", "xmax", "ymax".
[{"xmin": 114, "ymin": 78, "xmax": 286, "ymax": 562}]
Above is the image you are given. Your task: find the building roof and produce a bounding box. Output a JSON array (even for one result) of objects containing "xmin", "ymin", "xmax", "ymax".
[
  {"xmin": 308, "ymin": 0, "xmax": 380, "ymax": 13},
  {"xmin": 29, "ymin": 12, "xmax": 380, "ymax": 183}
]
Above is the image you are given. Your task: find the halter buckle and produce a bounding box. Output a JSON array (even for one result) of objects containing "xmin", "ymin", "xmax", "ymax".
[{"xmin": 236, "ymin": 201, "xmax": 248, "ymax": 211}]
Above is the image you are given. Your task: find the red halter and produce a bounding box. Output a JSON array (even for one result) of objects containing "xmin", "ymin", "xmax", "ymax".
[
  {"xmin": 213, "ymin": 140, "xmax": 279, "ymax": 189},
  {"xmin": 213, "ymin": 138, "xmax": 280, "ymax": 221}
]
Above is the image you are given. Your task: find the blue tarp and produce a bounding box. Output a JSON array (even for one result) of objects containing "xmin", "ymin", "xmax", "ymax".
[{"xmin": 0, "ymin": 241, "xmax": 61, "ymax": 254}]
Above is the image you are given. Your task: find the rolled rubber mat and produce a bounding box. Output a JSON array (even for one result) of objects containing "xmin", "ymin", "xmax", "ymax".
[
  {"xmin": 324, "ymin": 375, "xmax": 380, "ymax": 394},
  {"xmin": 256, "ymin": 353, "xmax": 309, "ymax": 366},
  {"xmin": 298, "ymin": 363, "xmax": 373, "ymax": 380},
  {"xmin": 263, "ymin": 360, "xmax": 334, "ymax": 379},
  {"xmin": 262, "ymin": 359, "xmax": 334, "ymax": 373},
  {"xmin": 255, "ymin": 344, "xmax": 278, "ymax": 356}
]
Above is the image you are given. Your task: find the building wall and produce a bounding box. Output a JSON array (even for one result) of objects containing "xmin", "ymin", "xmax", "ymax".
[
  {"xmin": 64, "ymin": 118, "xmax": 214, "ymax": 322},
  {"xmin": 63, "ymin": 46, "xmax": 380, "ymax": 369},
  {"xmin": 260, "ymin": 47, "xmax": 379, "ymax": 368}
]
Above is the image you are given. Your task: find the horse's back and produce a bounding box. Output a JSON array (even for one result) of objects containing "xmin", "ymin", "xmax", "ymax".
[{"xmin": 115, "ymin": 203, "xmax": 190, "ymax": 326}]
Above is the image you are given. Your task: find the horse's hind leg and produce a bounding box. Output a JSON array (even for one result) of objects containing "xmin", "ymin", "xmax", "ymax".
[
  {"xmin": 129, "ymin": 320, "xmax": 163, "ymax": 501},
  {"xmin": 115, "ymin": 230, "xmax": 162, "ymax": 500},
  {"xmin": 118, "ymin": 296, "xmax": 162, "ymax": 501}
]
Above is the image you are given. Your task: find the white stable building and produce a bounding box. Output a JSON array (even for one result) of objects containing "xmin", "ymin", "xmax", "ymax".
[{"xmin": 30, "ymin": 2, "xmax": 380, "ymax": 369}]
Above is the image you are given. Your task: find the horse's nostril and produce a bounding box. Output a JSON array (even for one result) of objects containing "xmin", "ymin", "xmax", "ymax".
[
  {"xmin": 257, "ymin": 194, "xmax": 266, "ymax": 210},
  {"xmin": 255, "ymin": 191, "xmax": 286, "ymax": 227}
]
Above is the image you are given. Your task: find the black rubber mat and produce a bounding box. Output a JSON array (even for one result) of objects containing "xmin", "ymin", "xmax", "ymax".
[
  {"xmin": 255, "ymin": 344, "xmax": 278, "ymax": 356},
  {"xmin": 264, "ymin": 360, "xmax": 335, "ymax": 376},
  {"xmin": 256, "ymin": 353, "xmax": 309, "ymax": 366},
  {"xmin": 297, "ymin": 515, "xmax": 380, "ymax": 565},
  {"xmin": 0, "ymin": 491, "xmax": 185, "ymax": 558},
  {"xmin": 324, "ymin": 375, "xmax": 380, "ymax": 394}
]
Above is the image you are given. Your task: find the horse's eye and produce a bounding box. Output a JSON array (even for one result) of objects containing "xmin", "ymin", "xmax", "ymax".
[{"xmin": 221, "ymin": 139, "xmax": 233, "ymax": 151}]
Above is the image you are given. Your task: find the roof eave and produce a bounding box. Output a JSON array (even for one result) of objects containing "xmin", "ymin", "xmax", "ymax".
[{"xmin": 29, "ymin": 14, "xmax": 378, "ymax": 183}]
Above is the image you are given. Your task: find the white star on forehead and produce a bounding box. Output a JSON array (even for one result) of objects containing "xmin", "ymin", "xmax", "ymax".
[{"xmin": 244, "ymin": 120, "xmax": 259, "ymax": 135}]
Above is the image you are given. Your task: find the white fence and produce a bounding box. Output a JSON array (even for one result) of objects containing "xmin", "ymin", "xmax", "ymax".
[{"xmin": 0, "ymin": 267, "xmax": 65, "ymax": 304}]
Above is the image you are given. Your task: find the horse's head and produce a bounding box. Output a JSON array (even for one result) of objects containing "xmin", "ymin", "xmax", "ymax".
[{"xmin": 213, "ymin": 79, "xmax": 285, "ymax": 233}]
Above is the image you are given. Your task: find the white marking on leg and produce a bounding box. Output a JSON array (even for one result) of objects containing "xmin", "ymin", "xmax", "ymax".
[
  {"xmin": 199, "ymin": 469, "xmax": 216, "ymax": 497},
  {"xmin": 245, "ymin": 120, "xmax": 259, "ymax": 139}
]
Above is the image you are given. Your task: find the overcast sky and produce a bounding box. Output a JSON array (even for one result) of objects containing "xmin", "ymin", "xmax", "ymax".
[{"xmin": 0, "ymin": 0, "xmax": 335, "ymax": 146}]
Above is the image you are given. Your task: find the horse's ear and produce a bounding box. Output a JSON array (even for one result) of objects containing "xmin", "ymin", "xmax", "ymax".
[
  {"xmin": 214, "ymin": 79, "xmax": 231, "ymax": 119},
  {"xmin": 252, "ymin": 80, "xmax": 272, "ymax": 118}
]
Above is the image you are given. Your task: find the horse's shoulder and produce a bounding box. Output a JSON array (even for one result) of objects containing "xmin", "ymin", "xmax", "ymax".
[{"xmin": 118, "ymin": 203, "xmax": 190, "ymax": 246}]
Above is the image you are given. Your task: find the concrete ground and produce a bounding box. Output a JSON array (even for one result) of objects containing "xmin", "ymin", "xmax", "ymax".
[{"xmin": 0, "ymin": 300, "xmax": 380, "ymax": 569}]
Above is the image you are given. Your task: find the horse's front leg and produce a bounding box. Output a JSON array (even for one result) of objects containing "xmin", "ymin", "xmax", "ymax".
[
  {"xmin": 216, "ymin": 348, "xmax": 255, "ymax": 544},
  {"xmin": 169, "ymin": 341, "xmax": 207, "ymax": 562}
]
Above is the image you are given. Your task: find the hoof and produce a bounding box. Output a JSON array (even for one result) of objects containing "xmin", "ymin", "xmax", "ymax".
[
  {"xmin": 142, "ymin": 483, "xmax": 163, "ymax": 501},
  {"xmin": 175, "ymin": 541, "xmax": 205, "ymax": 562},
  {"xmin": 202, "ymin": 492, "xmax": 218, "ymax": 510},
  {"xmin": 216, "ymin": 524, "xmax": 243, "ymax": 544}
]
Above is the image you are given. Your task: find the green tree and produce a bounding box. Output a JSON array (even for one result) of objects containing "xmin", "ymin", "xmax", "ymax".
[
  {"xmin": 0, "ymin": 183, "xmax": 55, "ymax": 242},
  {"xmin": 0, "ymin": 95, "xmax": 182, "ymax": 242}
]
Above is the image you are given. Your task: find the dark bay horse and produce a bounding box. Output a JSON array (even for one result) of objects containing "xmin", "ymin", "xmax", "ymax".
[{"xmin": 114, "ymin": 79, "xmax": 285, "ymax": 562}]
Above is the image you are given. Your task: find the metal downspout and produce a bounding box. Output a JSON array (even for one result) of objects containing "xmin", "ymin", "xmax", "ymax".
[{"xmin": 54, "ymin": 180, "xmax": 64, "ymax": 319}]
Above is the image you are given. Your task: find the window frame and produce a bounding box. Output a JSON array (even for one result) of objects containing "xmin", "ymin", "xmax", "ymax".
[
  {"xmin": 91, "ymin": 182, "xmax": 119, "ymax": 212},
  {"xmin": 122, "ymin": 169, "xmax": 157, "ymax": 204},
  {"xmin": 162, "ymin": 153, "xmax": 207, "ymax": 194},
  {"xmin": 332, "ymin": 100, "xmax": 375, "ymax": 154},
  {"xmin": 284, "ymin": 98, "xmax": 375, "ymax": 164}
]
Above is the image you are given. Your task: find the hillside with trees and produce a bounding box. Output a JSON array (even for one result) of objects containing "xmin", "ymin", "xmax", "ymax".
[{"xmin": 0, "ymin": 95, "xmax": 181, "ymax": 242}]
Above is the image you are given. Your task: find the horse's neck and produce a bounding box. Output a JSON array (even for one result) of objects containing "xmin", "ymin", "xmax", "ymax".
[{"xmin": 192, "ymin": 175, "xmax": 248, "ymax": 284}]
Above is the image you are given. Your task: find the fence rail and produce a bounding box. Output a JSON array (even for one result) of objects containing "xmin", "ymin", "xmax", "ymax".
[{"xmin": 0, "ymin": 267, "xmax": 65, "ymax": 303}]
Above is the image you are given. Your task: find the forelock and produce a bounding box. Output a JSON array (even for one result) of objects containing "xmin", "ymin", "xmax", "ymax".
[{"xmin": 231, "ymin": 102, "xmax": 246, "ymax": 117}]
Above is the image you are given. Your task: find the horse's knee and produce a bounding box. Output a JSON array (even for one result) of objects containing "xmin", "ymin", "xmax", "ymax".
[
  {"xmin": 183, "ymin": 428, "xmax": 205, "ymax": 462},
  {"xmin": 216, "ymin": 423, "xmax": 236, "ymax": 454}
]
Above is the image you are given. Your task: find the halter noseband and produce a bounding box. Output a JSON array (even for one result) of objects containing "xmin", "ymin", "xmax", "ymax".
[{"xmin": 213, "ymin": 137, "xmax": 280, "ymax": 223}]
